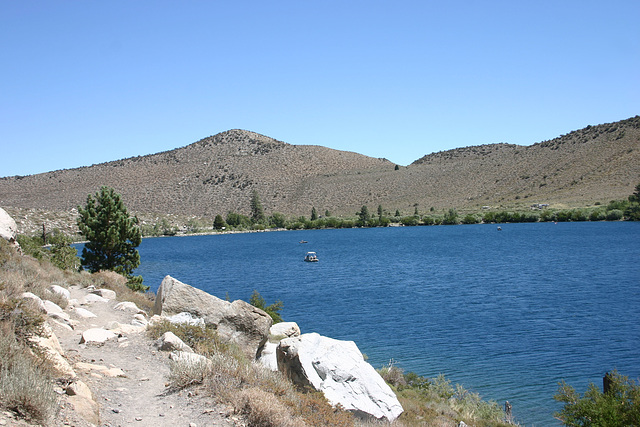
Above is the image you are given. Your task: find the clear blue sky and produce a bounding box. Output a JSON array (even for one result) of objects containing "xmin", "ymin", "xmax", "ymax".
[{"xmin": 1, "ymin": 1, "xmax": 638, "ymax": 177}]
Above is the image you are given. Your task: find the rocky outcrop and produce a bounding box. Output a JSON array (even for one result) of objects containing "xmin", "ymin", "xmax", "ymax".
[
  {"xmin": 277, "ymin": 332, "xmax": 403, "ymax": 422},
  {"xmin": 0, "ymin": 207, "xmax": 20, "ymax": 250},
  {"xmin": 259, "ymin": 322, "xmax": 301, "ymax": 371},
  {"xmin": 154, "ymin": 275, "xmax": 272, "ymax": 360}
]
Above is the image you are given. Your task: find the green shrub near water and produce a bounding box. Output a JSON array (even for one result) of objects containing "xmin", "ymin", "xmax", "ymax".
[{"xmin": 554, "ymin": 370, "xmax": 640, "ymax": 426}]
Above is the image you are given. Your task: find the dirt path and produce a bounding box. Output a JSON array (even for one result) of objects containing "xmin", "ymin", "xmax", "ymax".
[{"xmin": 49, "ymin": 286, "xmax": 243, "ymax": 427}]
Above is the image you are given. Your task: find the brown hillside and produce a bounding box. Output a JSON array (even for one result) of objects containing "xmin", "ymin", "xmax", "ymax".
[{"xmin": 1, "ymin": 118, "xmax": 639, "ymax": 226}]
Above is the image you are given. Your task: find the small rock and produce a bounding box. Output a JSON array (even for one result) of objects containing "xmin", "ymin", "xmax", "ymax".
[
  {"xmin": 155, "ymin": 331, "xmax": 194, "ymax": 353},
  {"xmin": 80, "ymin": 328, "xmax": 117, "ymax": 344},
  {"xmin": 20, "ymin": 292, "xmax": 46, "ymax": 312},
  {"xmin": 83, "ymin": 294, "xmax": 109, "ymax": 304},
  {"xmin": 50, "ymin": 284, "xmax": 71, "ymax": 301},
  {"xmin": 113, "ymin": 301, "xmax": 145, "ymax": 314},
  {"xmin": 73, "ymin": 307, "xmax": 97, "ymax": 319},
  {"xmin": 92, "ymin": 288, "xmax": 116, "ymax": 299}
]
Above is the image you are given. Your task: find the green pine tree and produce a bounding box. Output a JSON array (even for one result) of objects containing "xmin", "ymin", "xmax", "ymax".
[
  {"xmin": 250, "ymin": 190, "xmax": 265, "ymax": 224},
  {"xmin": 77, "ymin": 186, "xmax": 146, "ymax": 291}
]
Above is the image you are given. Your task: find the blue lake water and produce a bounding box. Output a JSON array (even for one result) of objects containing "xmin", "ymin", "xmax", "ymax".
[{"xmin": 131, "ymin": 222, "xmax": 640, "ymax": 426}]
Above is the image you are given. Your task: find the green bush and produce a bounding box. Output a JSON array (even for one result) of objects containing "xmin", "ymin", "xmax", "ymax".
[
  {"xmin": 249, "ymin": 290, "xmax": 283, "ymax": 324},
  {"xmin": 554, "ymin": 370, "xmax": 640, "ymax": 426},
  {"xmin": 606, "ymin": 209, "xmax": 624, "ymax": 221},
  {"xmin": 461, "ymin": 214, "xmax": 480, "ymax": 224}
]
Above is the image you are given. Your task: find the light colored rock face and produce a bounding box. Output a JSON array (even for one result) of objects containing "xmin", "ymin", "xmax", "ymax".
[
  {"xmin": 259, "ymin": 322, "xmax": 302, "ymax": 371},
  {"xmin": 276, "ymin": 332, "xmax": 404, "ymax": 422},
  {"xmin": 156, "ymin": 331, "xmax": 194, "ymax": 353},
  {"xmin": 155, "ymin": 275, "xmax": 272, "ymax": 360},
  {"xmin": 0, "ymin": 207, "xmax": 19, "ymax": 248},
  {"xmin": 270, "ymin": 322, "xmax": 301, "ymax": 338},
  {"xmin": 169, "ymin": 351, "xmax": 211, "ymax": 368}
]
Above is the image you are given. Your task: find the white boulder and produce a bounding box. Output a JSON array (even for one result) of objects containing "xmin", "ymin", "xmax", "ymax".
[
  {"xmin": 0, "ymin": 207, "xmax": 20, "ymax": 250},
  {"xmin": 276, "ymin": 333, "xmax": 403, "ymax": 422},
  {"xmin": 259, "ymin": 322, "xmax": 301, "ymax": 371}
]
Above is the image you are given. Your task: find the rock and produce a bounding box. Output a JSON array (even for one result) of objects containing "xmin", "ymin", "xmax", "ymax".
[
  {"xmin": 132, "ymin": 313, "xmax": 148, "ymax": 326},
  {"xmin": 72, "ymin": 307, "xmax": 97, "ymax": 319},
  {"xmin": 107, "ymin": 322, "xmax": 146, "ymax": 335},
  {"xmin": 113, "ymin": 301, "xmax": 145, "ymax": 314},
  {"xmin": 67, "ymin": 395, "xmax": 99, "ymax": 425},
  {"xmin": 49, "ymin": 284, "xmax": 71, "ymax": 302},
  {"xmin": 82, "ymin": 293, "xmax": 109, "ymax": 304},
  {"xmin": 0, "ymin": 207, "xmax": 20, "ymax": 251},
  {"xmin": 276, "ymin": 333, "xmax": 403, "ymax": 422},
  {"xmin": 43, "ymin": 300, "xmax": 73, "ymax": 327},
  {"xmin": 92, "ymin": 288, "xmax": 116, "ymax": 299},
  {"xmin": 259, "ymin": 322, "xmax": 302, "ymax": 371},
  {"xmin": 74, "ymin": 362, "xmax": 126, "ymax": 377},
  {"xmin": 79, "ymin": 328, "xmax": 117, "ymax": 344},
  {"xmin": 166, "ymin": 312, "xmax": 205, "ymax": 327},
  {"xmin": 29, "ymin": 323, "xmax": 76, "ymax": 378},
  {"xmin": 20, "ymin": 292, "xmax": 46, "ymax": 312},
  {"xmin": 66, "ymin": 380, "xmax": 93, "ymax": 399},
  {"xmin": 155, "ymin": 275, "xmax": 272, "ymax": 360},
  {"xmin": 270, "ymin": 321, "xmax": 301, "ymax": 338},
  {"xmin": 155, "ymin": 331, "xmax": 194, "ymax": 353}
]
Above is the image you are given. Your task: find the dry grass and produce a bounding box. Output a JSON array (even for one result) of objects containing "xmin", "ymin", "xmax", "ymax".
[
  {"xmin": 0, "ymin": 238, "xmax": 153, "ymax": 423},
  {"xmin": 151, "ymin": 319, "xmax": 357, "ymax": 426}
]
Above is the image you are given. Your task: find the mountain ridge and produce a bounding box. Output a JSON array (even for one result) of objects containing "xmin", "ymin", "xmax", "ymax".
[{"xmin": 1, "ymin": 117, "xmax": 638, "ymax": 222}]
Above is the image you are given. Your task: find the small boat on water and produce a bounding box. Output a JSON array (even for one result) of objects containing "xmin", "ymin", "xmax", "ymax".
[
  {"xmin": 304, "ymin": 251, "xmax": 319, "ymax": 262},
  {"xmin": 299, "ymin": 240, "xmax": 308, "ymax": 244}
]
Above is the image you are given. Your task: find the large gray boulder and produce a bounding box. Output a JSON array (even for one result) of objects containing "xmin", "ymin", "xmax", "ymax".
[
  {"xmin": 276, "ymin": 332, "xmax": 403, "ymax": 422},
  {"xmin": 0, "ymin": 207, "xmax": 20, "ymax": 250},
  {"xmin": 154, "ymin": 275, "xmax": 272, "ymax": 360}
]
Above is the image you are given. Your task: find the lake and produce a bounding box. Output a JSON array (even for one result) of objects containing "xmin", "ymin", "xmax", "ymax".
[{"xmin": 132, "ymin": 222, "xmax": 640, "ymax": 426}]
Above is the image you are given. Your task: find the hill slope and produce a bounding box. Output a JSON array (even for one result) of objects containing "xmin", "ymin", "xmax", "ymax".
[{"xmin": 1, "ymin": 118, "xmax": 639, "ymax": 223}]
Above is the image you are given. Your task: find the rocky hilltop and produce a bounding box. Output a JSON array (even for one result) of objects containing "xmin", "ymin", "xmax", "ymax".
[{"xmin": 1, "ymin": 117, "xmax": 639, "ymax": 223}]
